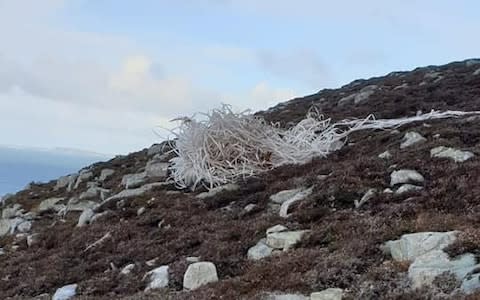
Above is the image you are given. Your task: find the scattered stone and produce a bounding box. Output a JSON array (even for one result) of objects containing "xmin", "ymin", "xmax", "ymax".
[
  {"xmin": 52, "ymin": 284, "xmax": 77, "ymax": 300},
  {"xmin": 38, "ymin": 197, "xmax": 65, "ymax": 213},
  {"xmin": 55, "ymin": 174, "xmax": 77, "ymax": 191},
  {"xmin": 120, "ymin": 263, "xmax": 135, "ymax": 275},
  {"xmin": 390, "ymin": 170, "xmax": 424, "ymax": 186},
  {"xmin": 338, "ymin": 85, "xmax": 378, "ymax": 106},
  {"xmin": 474, "ymin": 68, "xmax": 480, "ymax": 76},
  {"xmin": 122, "ymin": 172, "xmax": 147, "ymax": 189},
  {"xmin": 183, "ymin": 262, "xmax": 219, "ymax": 290},
  {"xmin": 393, "ymin": 83, "xmax": 409, "ymax": 90},
  {"xmin": 248, "ymin": 239, "xmax": 274, "ymax": 260},
  {"xmin": 97, "ymin": 182, "xmax": 168, "ymax": 211},
  {"xmin": 27, "ymin": 233, "xmax": 39, "ymax": 247},
  {"xmin": 400, "ymin": 132, "xmax": 427, "ymax": 149},
  {"xmin": 395, "ymin": 184, "xmax": 423, "ymax": 195},
  {"xmin": 424, "ymin": 71, "xmax": 442, "ymax": 79},
  {"xmin": 383, "ymin": 188, "xmax": 393, "ymax": 194},
  {"xmin": 384, "ymin": 231, "xmax": 458, "ymax": 261},
  {"xmin": 16, "ymin": 220, "xmax": 31, "ymax": 233},
  {"xmin": 148, "ymin": 143, "xmax": 168, "ymax": 156},
  {"xmin": 409, "ymin": 250, "xmax": 480, "ymax": 290},
  {"xmin": 279, "ymin": 186, "xmax": 313, "ymax": 218},
  {"xmin": 266, "ymin": 224, "xmax": 289, "ymax": 235},
  {"xmin": 266, "ymin": 230, "xmax": 310, "ymax": 250},
  {"xmin": 263, "ymin": 293, "xmax": 309, "ymax": 300},
  {"xmin": 79, "ymin": 186, "xmax": 110, "ymax": 201},
  {"xmin": 196, "ymin": 184, "xmax": 240, "ymax": 199},
  {"xmin": 74, "ymin": 170, "xmax": 93, "ymax": 189},
  {"xmin": 433, "ymin": 133, "xmax": 441, "ymax": 139},
  {"xmin": 186, "ymin": 256, "xmax": 200, "ymax": 263},
  {"xmin": 310, "ymin": 288, "xmax": 344, "ymax": 300},
  {"xmin": 0, "ymin": 219, "xmax": 12, "ymax": 237},
  {"xmin": 430, "ymin": 146, "xmax": 474, "ymax": 163},
  {"xmin": 0, "ymin": 248, "xmax": 4, "ymax": 255},
  {"xmin": 145, "ymin": 265, "xmax": 169, "ymax": 291},
  {"xmin": 77, "ymin": 208, "xmax": 95, "ymax": 227},
  {"xmin": 99, "ymin": 169, "xmax": 115, "ymax": 182},
  {"xmin": 146, "ymin": 258, "xmax": 159, "ymax": 267},
  {"xmin": 145, "ymin": 161, "xmax": 169, "ymax": 179},
  {"xmin": 354, "ymin": 188, "xmax": 376, "ymax": 209},
  {"xmin": 378, "ymin": 150, "xmax": 392, "ymax": 159},
  {"xmin": 2, "ymin": 204, "xmax": 23, "ymax": 219},
  {"xmin": 137, "ymin": 207, "xmax": 146, "ymax": 216},
  {"xmin": 244, "ymin": 204, "xmax": 257, "ymax": 212},
  {"xmin": 84, "ymin": 232, "xmax": 112, "ymax": 252}
]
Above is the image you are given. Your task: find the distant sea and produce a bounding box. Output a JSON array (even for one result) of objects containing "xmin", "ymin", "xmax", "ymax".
[{"xmin": 0, "ymin": 146, "xmax": 111, "ymax": 197}]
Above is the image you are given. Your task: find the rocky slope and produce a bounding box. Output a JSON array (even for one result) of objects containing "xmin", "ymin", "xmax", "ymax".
[{"xmin": 1, "ymin": 59, "xmax": 480, "ymax": 300}]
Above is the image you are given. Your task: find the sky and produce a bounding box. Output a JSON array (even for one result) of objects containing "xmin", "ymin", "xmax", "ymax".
[{"xmin": 1, "ymin": 0, "xmax": 479, "ymax": 155}]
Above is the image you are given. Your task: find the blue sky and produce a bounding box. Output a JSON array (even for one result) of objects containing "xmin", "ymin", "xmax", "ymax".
[{"xmin": 1, "ymin": 0, "xmax": 479, "ymax": 154}]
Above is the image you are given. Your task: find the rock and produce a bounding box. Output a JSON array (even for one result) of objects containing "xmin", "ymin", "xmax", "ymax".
[
  {"xmin": 74, "ymin": 170, "xmax": 93, "ymax": 189},
  {"xmin": 466, "ymin": 59, "xmax": 480, "ymax": 67},
  {"xmin": 186, "ymin": 256, "xmax": 200, "ymax": 263},
  {"xmin": 99, "ymin": 169, "xmax": 115, "ymax": 182},
  {"xmin": 430, "ymin": 146, "xmax": 474, "ymax": 163},
  {"xmin": 244, "ymin": 204, "xmax": 257, "ymax": 212},
  {"xmin": 2, "ymin": 204, "xmax": 23, "ymax": 219},
  {"xmin": 279, "ymin": 187, "xmax": 313, "ymax": 218},
  {"xmin": 137, "ymin": 207, "xmax": 146, "ymax": 216},
  {"xmin": 52, "ymin": 284, "xmax": 77, "ymax": 300},
  {"xmin": 390, "ymin": 170, "xmax": 424, "ymax": 186},
  {"xmin": 266, "ymin": 224, "xmax": 289, "ymax": 235},
  {"xmin": 77, "ymin": 208, "xmax": 95, "ymax": 227},
  {"xmin": 145, "ymin": 161, "xmax": 169, "ymax": 179},
  {"xmin": 384, "ymin": 231, "xmax": 458, "ymax": 261},
  {"xmin": 424, "ymin": 71, "xmax": 442, "ymax": 79},
  {"xmin": 0, "ymin": 248, "xmax": 4, "ymax": 255},
  {"xmin": 79, "ymin": 187, "xmax": 110, "ymax": 201},
  {"xmin": 310, "ymin": 288, "xmax": 344, "ymax": 300},
  {"xmin": 120, "ymin": 263, "xmax": 135, "ymax": 275},
  {"xmin": 27, "ymin": 233, "xmax": 39, "ymax": 247},
  {"xmin": 460, "ymin": 273, "xmax": 480, "ymax": 294},
  {"xmin": 266, "ymin": 230, "xmax": 310, "ymax": 250},
  {"xmin": 393, "ymin": 83, "xmax": 409, "ymax": 90},
  {"xmin": 354, "ymin": 188, "xmax": 376, "ymax": 208},
  {"xmin": 183, "ymin": 262, "xmax": 219, "ymax": 290},
  {"xmin": 474, "ymin": 68, "xmax": 480, "ymax": 76},
  {"xmin": 38, "ymin": 197, "xmax": 65, "ymax": 213},
  {"xmin": 0, "ymin": 219, "xmax": 11, "ymax": 237},
  {"xmin": 122, "ymin": 172, "xmax": 147, "ymax": 189},
  {"xmin": 248, "ymin": 239, "xmax": 274, "ymax": 260},
  {"xmin": 395, "ymin": 184, "xmax": 423, "ymax": 195},
  {"xmin": 66, "ymin": 200, "xmax": 97, "ymax": 213},
  {"xmin": 148, "ymin": 143, "xmax": 169, "ymax": 156},
  {"xmin": 409, "ymin": 250, "xmax": 479, "ymax": 289},
  {"xmin": 97, "ymin": 182, "xmax": 168, "ymax": 211},
  {"xmin": 196, "ymin": 184, "xmax": 240, "ymax": 199},
  {"xmin": 383, "ymin": 188, "xmax": 393, "ymax": 193},
  {"xmin": 16, "ymin": 220, "xmax": 31, "ymax": 233},
  {"xmin": 378, "ymin": 150, "xmax": 392, "ymax": 159},
  {"xmin": 400, "ymin": 132, "xmax": 427, "ymax": 149},
  {"xmin": 55, "ymin": 174, "xmax": 77, "ymax": 191},
  {"xmin": 338, "ymin": 85, "xmax": 378, "ymax": 106}
]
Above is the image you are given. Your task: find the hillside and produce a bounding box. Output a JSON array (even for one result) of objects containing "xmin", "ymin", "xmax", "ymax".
[{"xmin": 1, "ymin": 59, "xmax": 480, "ymax": 300}]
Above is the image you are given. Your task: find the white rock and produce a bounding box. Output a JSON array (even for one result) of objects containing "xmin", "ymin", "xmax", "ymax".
[
  {"xmin": 99, "ymin": 182, "xmax": 168, "ymax": 209},
  {"xmin": 183, "ymin": 262, "xmax": 219, "ymax": 290},
  {"xmin": 430, "ymin": 146, "xmax": 474, "ymax": 163},
  {"xmin": 2, "ymin": 204, "xmax": 22, "ymax": 219},
  {"xmin": 74, "ymin": 171, "xmax": 93, "ymax": 189},
  {"xmin": 400, "ymin": 132, "xmax": 427, "ymax": 149},
  {"xmin": 460, "ymin": 273, "xmax": 480, "ymax": 294},
  {"xmin": 186, "ymin": 256, "xmax": 200, "ymax": 263},
  {"xmin": 263, "ymin": 293, "xmax": 309, "ymax": 300},
  {"xmin": 0, "ymin": 219, "xmax": 11, "ymax": 237},
  {"xmin": 52, "ymin": 284, "xmax": 78, "ymax": 300},
  {"xmin": 77, "ymin": 208, "xmax": 95, "ymax": 227},
  {"xmin": 79, "ymin": 187, "xmax": 109, "ymax": 201},
  {"xmin": 120, "ymin": 263, "xmax": 135, "ymax": 275},
  {"xmin": 424, "ymin": 71, "xmax": 442, "ymax": 79},
  {"xmin": 390, "ymin": 170, "xmax": 424, "ymax": 186},
  {"xmin": 244, "ymin": 204, "xmax": 257, "ymax": 212},
  {"xmin": 247, "ymin": 239, "xmax": 274, "ymax": 260},
  {"xmin": 55, "ymin": 174, "xmax": 77, "ymax": 191},
  {"xmin": 38, "ymin": 197, "xmax": 65, "ymax": 213},
  {"xmin": 0, "ymin": 248, "xmax": 4, "ymax": 255},
  {"xmin": 474, "ymin": 68, "xmax": 480, "ymax": 76},
  {"xmin": 384, "ymin": 231, "xmax": 458, "ymax": 261},
  {"xmin": 279, "ymin": 187, "xmax": 313, "ymax": 218},
  {"xmin": 338, "ymin": 85, "xmax": 377, "ymax": 106},
  {"xmin": 27, "ymin": 233, "xmax": 39, "ymax": 247},
  {"xmin": 137, "ymin": 207, "xmax": 146, "ymax": 216},
  {"xmin": 266, "ymin": 225, "xmax": 289, "ymax": 235},
  {"xmin": 383, "ymin": 188, "xmax": 393, "ymax": 194},
  {"xmin": 266, "ymin": 230, "xmax": 310, "ymax": 250},
  {"xmin": 145, "ymin": 161, "xmax": 169, "ymax": 178},
  {"xmin": 16, "ymin": 220, "xmax": 31, "ymax": 233},
  {"xmin": 122, "ymin": 172, "xmax": 147, "ymax": 189},
  {"xmin": 408, "ymin": 250, "xmax": 479, "ymax": 289},
  {"xmin": 99, "ymin": 169, "xmax": 115, "ymax": 182},
  {"xmin": 148, "ymin": 143, "xmax": 167, "ymax": 156},
  {"xmin": 354, "ymin": 188, "xmax": 376, "ymax": 208},
  {"xmin": 378, "ymin": 150, "xmax": 392, "ymax": 159},
  {"xmin": 310, "ymin": 288, "xmax": 344, "ymax": 300},
  {"xmin": 395, "ymin": 184, "xmax": 423, "ymax": 195},
  {"xmin": 196, "ymin": 184, "xmax": 240, "ymax": 199}
]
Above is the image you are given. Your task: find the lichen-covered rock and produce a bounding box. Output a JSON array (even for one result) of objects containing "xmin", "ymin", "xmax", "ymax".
[
  {"xmin": 266, "ymin": 230, "xmax": 310, "ymax": 250},
  {"xmin": 99, "ymin": 169, "xmax": 115, "ymax": 182},
  {"xmin": 145, "ymin": 265, "xmax": 169, "ymax": 291},
  {"xmin": 400, "ymin": 132, "xmax": 427, "ymax": 149},
  {"xmin": 121, "ymin": 172, "xmax": 147, "ymax": 189},
  {"xmin": 247, "ymin": 239, "xmax": 274, "ymax": 260},
  {"xmin": 390, "ymin": 170, "xmax": 424, "ymax": 186},
  {"xmin": 395, "ymin": 184, "xmax": 423, "ymax": 195},
  {"xmin": 430, "ymin": 146, "xmax": 474, "ymax": 163},
  {"xmin": 52, "ymin": 283, "xmax": 77, "ymax": 300},
  {"xmin": 183, "ymin": 262, "xmax": 219, "ymax": 290}
]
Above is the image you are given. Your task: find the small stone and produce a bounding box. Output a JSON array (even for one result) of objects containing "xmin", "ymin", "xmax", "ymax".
[
  {"xmin": 430, "ymin": 146, "xmax": 474, "ymax": 163},
  {"xmin": 474, "ymin": 68, "xmax": 480, "ymax": 76},
  {"xmin": 16, "ymin": 220, "xmax": 31, "ymax": 233},
  {"xmin": 99, "ymin": 169, "xmax": 115, "ymax": 182},
  {"xmin": 0, "ymin": 219, "xmax": 11, "ymax": 237},
  {"xmin": 395, "ymin": 184, "xmax": 423, "ymax": 195},
  {"xmin": 263, "ymin": 293, "xmax": 309, "ymax": 300},
  {"xmin": 120, "ymin": 263, "xmax": 135, "ymax": 275},
  {"xmin": 310, "ymin": 288, "xmax": 344, "ymax": 300},
  {"xmin": 400, "ymin": 132, "xmax": 427, "ymax": 149},
  {"xmin": 186, "ymin": 256, "xmax": 200, "ymax": 263},
  {"xmin": 137, "ymin": 207, "xmax": 146, "ymax": 216},
  {"xmin": 27, "ymin": 234, "xmax": 39, "ymax": 247},
  {"xmin": 74, "ymin": 170, "xmax": 93, "ymax": 189},
  {"xmin": 244, "ymin": 204, "xmax": 257, "ymax": 212},
  {"xmin": 383, "ymin": 188, "xmax": 393, "ymax": 194},
  {"xmin": 266, "ymin": 230, "xmax": 310, "ymax": 250},
  {"xmin": 460, "ymin": 273, "xmax": 480, "ymax": 294},
  {"xmin": 390, "ymin": 170, "xmax": 424, "ymax": 186},
  {"xmin": 146, "ymin": 258, "xmax": 159, "ymax": 266},
  {"xmin": 378, "ymin": 150, "xmax": 392, "ymax": 159},
  {"xmin": 55, "ymin": 174, "xmax": 77, "ymax": 191},
  {"xmin": 196, "ymin": 184, "xmax": 240, "ymax": 199},
  {"xmin": 52, "ymin": 284, "xmax": 77, "ymax": 300},
  {"xmin": 279, "ymin": 187, "xmax": 313, "ymax": 218},
  {"xmin": 121, "ymin": 172, "xmax": 147, "ymax": 189},
  {"xmin": 266, "ymin": 224, "xmax": 289, "ymax": 235},
  {"xmin": 145, "ymin": 161, "xmax": 169, "ymax": 179},
  {"xmin": 183, "ymin": 262, "xmax": 219, "ymax": 290},
  {"xmin": 77, "ymin": 208, "xmax": 95, "ymax": 227},
  {"xmin": 247, "ymin": 239, "xmax": 274, "ymax": 260},
  {"xmin": 354, "ymin": 188, "xmax": 376, "ymax": 208}
]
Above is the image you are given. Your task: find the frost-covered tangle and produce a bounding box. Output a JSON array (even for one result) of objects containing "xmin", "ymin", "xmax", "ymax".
[{"xmin": 169, "ymin": 104, "xmax": 480, "ymax": 190}]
